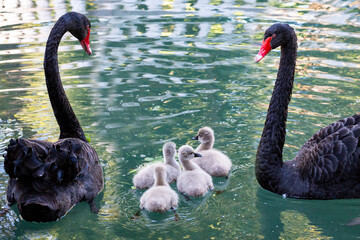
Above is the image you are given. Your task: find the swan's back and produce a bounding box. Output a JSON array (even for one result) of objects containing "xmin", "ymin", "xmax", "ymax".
[
  {"xmin": 177, "ymin": 168, "xmax": 213, "ymax": 197},
  {"xmin": 133, "ymin": 162, "xmax": 162, "ymax": 189},
  {"xmin": 133, "ymin": 163, "xmax": 181, "ymax": 188},
  {"xmin": 140, "ymin": 166, "xmax": 178, "ymax": 212},
  {"xmin": 193, "ymin": 149, "xmax": 232, "ymax": 177},
  {"xmin": 295, "ymin": 115, "xmax": 360, "ymax": 185},
  {"xmin": 133, "ymin": 142, "xmax": 180, "ymax": 189},
  {"xmin": 140, "ymin": 186, "xmax": 178, "ymax": 212},
  {"xmin": 4, "ymin": 138, "xmax": 103, "ymax": 221},
  {"xmin": 274, "ymin": 114, "xmax": 360, "ymax": 199}
]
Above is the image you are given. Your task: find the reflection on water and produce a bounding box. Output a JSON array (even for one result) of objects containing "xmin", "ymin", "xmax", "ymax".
[{"xmin": 2, "ymin": 0, "xmax": 360, "ymax": 239}]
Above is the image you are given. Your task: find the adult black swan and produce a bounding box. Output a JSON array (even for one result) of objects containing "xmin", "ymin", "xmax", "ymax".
[
  {"xmin": 255, "ymin": 23, "xmax": 360, "ymax": 199},
  {"xmin": 3, "ymin": 12, "xmax": 103, "ymax": 222}
]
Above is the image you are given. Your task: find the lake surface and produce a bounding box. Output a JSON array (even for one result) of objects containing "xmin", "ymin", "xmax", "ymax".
[{"xmin": 1, "ymin": 0, "xmax": 360, "ymax": 239}]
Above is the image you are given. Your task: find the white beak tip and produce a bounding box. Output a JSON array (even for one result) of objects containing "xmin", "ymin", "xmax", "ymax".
[{"xmin": 254, "ymin": 54, "xmax": 263, "ymax": 63}]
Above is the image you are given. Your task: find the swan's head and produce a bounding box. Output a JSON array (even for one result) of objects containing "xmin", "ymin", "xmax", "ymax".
[
  {"xmin": 178, "ymin": 145, "xmax": 202, "ymax": 162},
  {"xmin": 63, "ymin": 12, "xmax": 92, "ymax": 55},
  {"xmin": 192, "ymin": 127, "xmax": 215, "ymax": 144},
  {"xmin": 255, "ymin": 23, "xmax": 296, "ymax": 62},
  {"xmin": 163, "ymin": 142, "xmax": 177, "ymax": 161}
]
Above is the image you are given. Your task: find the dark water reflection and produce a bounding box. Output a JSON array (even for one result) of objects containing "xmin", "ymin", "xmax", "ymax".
[{"xmin": 1, "ymin": 0, "xmax": 360, "ymax": 239}]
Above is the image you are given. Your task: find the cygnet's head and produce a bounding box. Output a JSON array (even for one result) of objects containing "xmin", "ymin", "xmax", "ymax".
[
  {"xmin": 192, "ymin": 127, "xmax": 214, "ymax": 144},
  {"xmin": 178, "ymin": 145, "xmax": 202, "ymax": 162},
  {"xmin": 154, "ymin": 165, "xmax": 167, "ymax": 185},
  {"xmin": 163, "ymin": 142, "xmax": 176, "ymax": 160}
]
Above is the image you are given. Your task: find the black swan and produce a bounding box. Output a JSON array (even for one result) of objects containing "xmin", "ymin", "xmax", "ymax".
[
  {"xmin": 255, "ymin": 23, "xmax": 360, "ymax": 199},
  {"xmin": 3, "ymin": 12, "xmax": 103, "ymax": 222}
]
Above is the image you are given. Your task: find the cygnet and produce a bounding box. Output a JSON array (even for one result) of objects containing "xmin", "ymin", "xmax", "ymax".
[
  {"xmin": 192, "ymin": 127, "xmax": 232, "ymax": 177},
  {"xmin": 140, "ymin": 165, "xmax": 178, "ymax": 212},
  {"xmin": 133, "ymin": 142, "xmax": 181, "ymax": 189},
  {"xmin": 177, "ymin": 145, "xmax": 214, "ymax": 197}
]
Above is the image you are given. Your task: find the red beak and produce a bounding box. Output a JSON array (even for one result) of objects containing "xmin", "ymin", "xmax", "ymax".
[
  {"xmin": 254, "ymin": 37, "xmax": 272, "ymax": 62},
  {"xmin": 80, "ymin": 28, "xmax": 92, "ymax": 55}
]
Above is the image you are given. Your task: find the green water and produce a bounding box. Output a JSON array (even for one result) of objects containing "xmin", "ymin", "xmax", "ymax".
[{"xmin": 1, "ymin": 0, "xmax": 360, "ymax": 239}]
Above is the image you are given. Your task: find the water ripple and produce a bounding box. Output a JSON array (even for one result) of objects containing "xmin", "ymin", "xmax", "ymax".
[{"xmin": 136, "ymin": 109, "xmax": 200, "ymax": 121}]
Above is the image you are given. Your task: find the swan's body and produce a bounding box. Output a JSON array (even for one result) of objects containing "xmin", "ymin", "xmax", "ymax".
[
  {"xmin": 177, "ymin": 145, "xmax": 213, "ymax": 197},
  {"xmin": 3, "ymin": 12, "xmax": 103, "ymax": 222},
  {"xmin": 192, "ymin": 127, "xmax": 232, "ymax": 177},
  {"xmin": 140, "ymin": 166, "xmax": 178, "ymax": 212},
  {"xmin": 133, "ymin": 142, "xmax": 181, "ymax": 189},
  {"xmin": 255, "ymin": 23, "xmax": 360, "ymax": 199}
]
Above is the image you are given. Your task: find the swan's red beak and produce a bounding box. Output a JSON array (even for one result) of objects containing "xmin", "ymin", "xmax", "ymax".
[
  {"xmin": 254, "ymin": 37, "xmax": 272, "ymax": 62},
  {"xmin": 80, "ymin": 28, "xmax": 92, "ymax": 55}
]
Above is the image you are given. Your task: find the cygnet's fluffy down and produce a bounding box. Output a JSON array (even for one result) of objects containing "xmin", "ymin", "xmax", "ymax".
[
  {"xmin": 133, "ymin": 142, "xmax": 181, "ymax": 189},
  {"xmin": 192, "ymin": 127, "xmax": 232, "ymax": 177},
  {"xmin": 177, "ymin": 145, "xmax": 214, "ymax": 197},
  {"xmin": 140, "ymin": 165, "xmax": 178, "ymax": 212}
]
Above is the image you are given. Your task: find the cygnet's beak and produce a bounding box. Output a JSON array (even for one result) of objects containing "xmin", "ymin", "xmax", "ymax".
[
  {"xmin": 194, "ymin": 153, "xmax": 202, "ymax": 158},
  {"xmin": 191, "ymin": 136, "xmax": 199, "ymax": 140}
]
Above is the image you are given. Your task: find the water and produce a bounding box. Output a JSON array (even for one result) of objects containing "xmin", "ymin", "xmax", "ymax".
[{"xmin": 1, "ymin": 0, "xmax": 360, "ymax": 239}]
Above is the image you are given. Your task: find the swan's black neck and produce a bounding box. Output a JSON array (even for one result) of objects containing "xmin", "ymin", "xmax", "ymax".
[
  {"xmin": 255, "ymin": 36, "xmax": 297, "ymax": 192},
  {"xmin": 44, "ymin": 17, "xmax": 87, "ymax": 142}
]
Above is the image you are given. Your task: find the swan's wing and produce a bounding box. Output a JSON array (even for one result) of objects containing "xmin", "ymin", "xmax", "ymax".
[
  {"xmin": 4, "ymin": 138, "xmax": 99, "ymax": 185},
  {"xmin": 296, "ymin": 115, "xmax": 360, "ymax": 184},
  {"xmin": 4, "ymin": 138, "xmax": 52, "ymax": 179},
  {"xmin": 302, "ymin": 114, "xmax": 360, "ymax": 146},
  {"xmin": 51, "ymin": 139, "xmax": 83, "ymax": 183},
  {"xmin": 51, "ymin": 138, "xmax": 100, "ymax": 185}
]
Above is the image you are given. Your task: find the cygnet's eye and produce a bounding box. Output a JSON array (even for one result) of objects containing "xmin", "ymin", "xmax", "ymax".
[{"xmin": 272, "ymin": 34, "xmax": 277, "ymax": 38}]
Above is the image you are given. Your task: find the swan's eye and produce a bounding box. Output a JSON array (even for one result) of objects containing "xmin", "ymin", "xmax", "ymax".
[
  {"xmin": 272, "ymin": 34, "xmax": 276, "ymax": 38},
  {"xmin": 86, "ymin": 25, "xmax": 90, "ymax": 30}
]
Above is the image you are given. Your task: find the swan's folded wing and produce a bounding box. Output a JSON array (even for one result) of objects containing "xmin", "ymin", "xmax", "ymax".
[
  {"xmin": 4, "ymin": 139, "xmax": 52, "ymax": 179},
  {"xmin": 297, "ymin": 121, "xmax": 360, "ymax": 184},
  {"xmin": 51, "ymin": 139, "xmax": 97, "ymax": 184},
  {"xmin": 4, "ymin": 138, "xmax": 98, "ymax": 185},
  {"xmin": 303, "ymin": 114, "xmax": 360, "ymax": 146}
]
